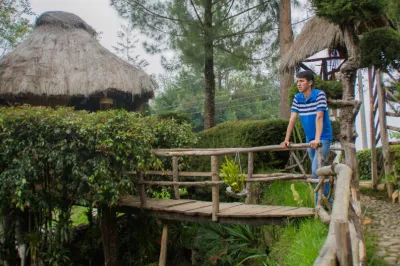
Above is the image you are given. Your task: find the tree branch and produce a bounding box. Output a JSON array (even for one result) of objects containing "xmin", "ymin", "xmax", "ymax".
[
  {"xmin": 118, "ymin": 0, "xmax": 184, "ymax": 23},
  {"xmin": 219, "ymin": 2, "xmax": 266, "ymax": 24},
  {"xmin": 190, "ymin": 0, "xmax": 204, "ymax": 29}
]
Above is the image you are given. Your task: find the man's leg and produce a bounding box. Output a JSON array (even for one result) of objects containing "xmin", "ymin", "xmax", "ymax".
[
  {"xmin": 309, "ymin": 140, "xmax": 331, "ymax": 203},
  {"xmin": 320, "ymin": 140, "xmax": 331, "ymax": 199}
]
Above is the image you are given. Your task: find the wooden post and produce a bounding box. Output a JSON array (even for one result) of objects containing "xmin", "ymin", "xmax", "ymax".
[
  {"xmin": 334, "ymin": 219, "xmax": 353, "ymax": 266},
  {"xmin": 358, "ymin": 70, "xmax": 368, "ymax": 150},
  {"xmin": 317, "ymin": 147, "xmax": 325, "ymax": 206},
  {"xmin": 159, "ymin": 222, "xmax": 169, "ymax": 266},
  {"xmin": 368, "ymin": 67, "xmax": 378, "ymax": 188},
  {"xmin": 377, "ymin": 69, "xmax": 395, "ymax": 185},
  {"xmin": 245, "ymin": 152, "xmax": 254, "ymax": 204},
  {"xmin": 100, "ymin": 206, "xmax": 119, "ymax": 266},
  {"xmin": 211, "ymin": 155, "xmax": 219, "ymax": 222},
  {"xmin": 138, "ymin": 171, "xmax": 146, "ymax": 208},
  {"xmin": 172, "ymin": 156, "xmax": 180, "ymax": 200}
]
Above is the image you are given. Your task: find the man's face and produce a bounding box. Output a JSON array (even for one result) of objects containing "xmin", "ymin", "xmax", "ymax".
[{"xmin": 296, "ymin": 77, "xmax": 313, "ymax": 93}]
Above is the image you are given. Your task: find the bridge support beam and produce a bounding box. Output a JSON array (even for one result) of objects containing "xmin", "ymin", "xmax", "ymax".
[{"xmin": 159, "ymin": 221, "xmax": 169, "ymax": 266}]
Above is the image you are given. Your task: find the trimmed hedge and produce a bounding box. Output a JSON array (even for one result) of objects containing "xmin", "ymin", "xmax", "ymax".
[
  {"xmin": 195, "ymin": 119, "xmax": 341, "ymax": 172},
  {"xmin": 196, "ymin": 119, "xmax": 292, "ymax": 172},
  {"xmin": 357, "ymin": 145, "xmax": 400, "ymax": 180}
]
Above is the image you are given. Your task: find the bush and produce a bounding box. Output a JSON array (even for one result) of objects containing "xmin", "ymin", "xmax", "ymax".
[
  {"xmin": 195, "ymin": 119, "xmax": 293, "ymax": 172},
  {"xmin": 156, "ymin": 110, "xmax": 191, "ymax": 124},
  {"xmin": 0, "ymin": 106, "xmax": 198, "ymax": 209},
  {"xmin": 357, "ymin": 145, "xmax": 400, "ymax": 180}
]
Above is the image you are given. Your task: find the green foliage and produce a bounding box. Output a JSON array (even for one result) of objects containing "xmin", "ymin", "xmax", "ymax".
[
  {"xmin": 312, "ymin": 0, "xmax": 388, "ymax": 25},
  {"xmin": 195, "ymin": 223, "xmax": 269, "ymax": 266},
  {"xmin": 360, "ymin": 27, "xmax": 400, "ymax": 70},
  {"xmin": 261, "ymin": 181, "xmax": 315, "ymax": 208},
  {"xmin": 356, "ymin": 145, "xmax": 400, "ymax": 180},
  {"xmin": 0, "ymin": 106, "xmax": 197, "ymax": 209},
  {"xmin": 289, "ymin": 77, "xmax": 343, "ymax": 106},
  {"xmin": 0, "ymin": 0, "xmax": 33, "ymax": 55},
  {"xmin": 270, "ymin": 219, "xmax": 328, "ymax": 265},
  {"xmin": 156, "ymin": 110, "xmax": 191, "ymax": 124},
  {"xmin": 196, "ymin": 119, "xmax": 290, "ymax": 172},
  {"xmin": 153, "ymin": 70, "xmax": 280, "ymax": 132},
  {"xmin": 219, "ymin": 156, "xmax": 246, "ymax": 193}
]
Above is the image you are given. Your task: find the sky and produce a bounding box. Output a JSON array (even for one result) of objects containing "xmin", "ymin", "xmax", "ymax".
[{"xmin": 30, "ymin": 0, "xmax": 164, "ymax": 75}]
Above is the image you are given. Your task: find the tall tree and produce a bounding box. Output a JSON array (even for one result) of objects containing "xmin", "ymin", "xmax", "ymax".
[
  {"xmin": 0, "ymin": 0, "xmax": 33, "ymax": 56},
  {"xmin": 111, "ymin": 0, "xmax": 278, "ymax": 129},
  {"xmin": 279, "ymin": 0, "xmax": 294, "ymax": 119},
  {"xmin": 112, "ymin": 22, "xmax": 149, "ymax": 69}
]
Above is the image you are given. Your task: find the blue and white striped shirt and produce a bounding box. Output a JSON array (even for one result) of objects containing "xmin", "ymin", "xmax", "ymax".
[{"xmin": 291, "ymin": 89, "xmax": 332, "ymax": 142}]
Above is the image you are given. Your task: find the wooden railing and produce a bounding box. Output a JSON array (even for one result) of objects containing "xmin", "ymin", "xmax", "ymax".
[
  {"xmin": 314, "ymin": 163, "xmax": 365, "ymax": 266},
  {"xmin": 131, "ymin": 143, "xmax": 342, "ymax": 222}
]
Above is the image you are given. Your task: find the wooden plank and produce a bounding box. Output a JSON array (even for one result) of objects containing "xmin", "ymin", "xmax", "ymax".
[
  {"xmin": 126, "ymin": 170, "xmax": 213, "ymax": 177},
  {"xmin": 186, "ymin": 202, "xmax": 243, "ymax": 216},
  {"xmin": 218, "ymin": 204, "xmax": 284, "ymax": 217},
  {"xmin": 140, "ymin": 199, "xmax": 196, "ymax": 211},
  {"xmin": 164, "ymin": 201, "xmax": 213, "ymax": 214},
  {"xmin": 273, "ymin": 208, "xmax": 315, "ymax": 217}
]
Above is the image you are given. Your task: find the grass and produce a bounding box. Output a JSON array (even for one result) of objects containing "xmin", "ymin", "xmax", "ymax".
[
  {"xmin": 71, "ymin": 206, "xmax": 89, "ymax": 226},
  {"xmin": 268, "ymin": 218, "xmax": 328, "ymax": 266},
  {"xmin": 261, "ymin": 180, "xmax": 315, "ymax": 208}
]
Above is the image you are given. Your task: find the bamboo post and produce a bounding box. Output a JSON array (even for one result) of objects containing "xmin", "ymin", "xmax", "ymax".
[
  {"xmin": 159, "ymin": 221, "xmax": 169, "ymax": 266},
  {"xmin": 317, "ymin": 147, "xmax": 325, "ymax": 206},
  {"xmin": 245, "ymin": 152, "xmax": 254, "ymax": 204},
  {"xmin": 377, "ymin": 69, "xmax": 395, "ymax": 193},
  {"xmin": 291, "ymin": 151, "xmax": 306, "ymax": 174},
  {"xmin": 138, "ymin": 171, "xmax": 146, "ymax": 208},
  {"xmin": 358, "ymin": 70, "xmax": 368, "ymax": 149},
  {"xmin": 368, "ymin": 67, "xmax": 378, "ymax": 188},
  {"xmin": 211, "ymin": 155, "xmax": 219, "ymax": 222},
  {"xmin": 172, "ymin": 156, "xmax": 180, "ymax": 200},
  {"xmin": 334, "ymin": 219, "xmax": 353, "ymax": 266}
]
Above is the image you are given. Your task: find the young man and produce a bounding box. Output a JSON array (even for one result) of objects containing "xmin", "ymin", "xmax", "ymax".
[{"xmin": 281, "ymin": 71, "xmax": 333, "ymax": 203}]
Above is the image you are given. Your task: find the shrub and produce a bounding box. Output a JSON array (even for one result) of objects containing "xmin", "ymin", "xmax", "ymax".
[
  {"xmin": 356, "ymin": 145, "xmax": 400, "ymax": 180},
  {"xmin": 195, "ymin": 119, "xmax": 293, "ymax": 172},
  {"xmin": 156, "ymin": 110, "xmax": 191, "ymax": 124},
  {"xmin": 0, "ymin": 106, "xmax": 197, "ymax": 209}
]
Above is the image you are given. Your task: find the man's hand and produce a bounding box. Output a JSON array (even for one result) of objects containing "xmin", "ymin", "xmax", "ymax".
[
  {"xmin": 280, "ymin": 141, "xmax": 290, "ymax": 148},
  {"xmin": 309, "ymin": 139, "xmax": 320, "ymax": 149}
]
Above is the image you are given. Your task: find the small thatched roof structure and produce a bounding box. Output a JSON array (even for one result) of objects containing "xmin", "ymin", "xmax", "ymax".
[
  {"xmin": 0, "ymin": 11, "xmax": 156, "ymax": 106},
  {"xmin": 280, "ymin": 16, "xmax": 344, "ymax": 73}
]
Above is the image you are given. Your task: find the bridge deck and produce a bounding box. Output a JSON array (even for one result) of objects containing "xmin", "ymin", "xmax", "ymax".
[{"xmin": 117, "ymin": 196, "xmax": 315, "ymax": 225}]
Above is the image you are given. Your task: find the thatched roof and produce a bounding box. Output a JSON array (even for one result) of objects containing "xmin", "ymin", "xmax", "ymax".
[
  {"xmin": 280, "ymin": 16, "xmax": 344, "ymax": 72},
  {"xmin": 0, "ymin": 11, "xmax": 156, "ymax": 98}
]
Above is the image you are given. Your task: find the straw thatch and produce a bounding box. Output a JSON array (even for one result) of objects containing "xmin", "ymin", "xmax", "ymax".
[
  {"xmin": 0, "ymin": 11, "xmax": 156, "ymax": 98},
  {"xmin": 280, "ymin": 16, "xmax": 344, "ymax": 73}
]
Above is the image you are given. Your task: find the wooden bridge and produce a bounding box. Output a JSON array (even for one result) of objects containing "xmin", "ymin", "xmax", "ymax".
[
  {"xmin": 105, "ymin": 143, "xmax": 362, "ymax": 266},
  {"xmin": 117, "ymin": 196, "xmax": 315, "ymax": 226}
]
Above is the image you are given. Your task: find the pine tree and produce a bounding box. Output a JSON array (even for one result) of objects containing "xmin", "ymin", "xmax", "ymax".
[
  {"xmin": 111, "ymin": 0, "xmax": 279, "ymax": 129},
  {"xmin": 112, "ymin": 23, "xmax": 149, "ymax": 69}
]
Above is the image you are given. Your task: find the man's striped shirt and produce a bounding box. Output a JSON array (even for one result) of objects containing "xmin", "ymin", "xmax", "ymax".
[{"xmin": 291, "ymin": 89, "xmax": 332, "ymax": 142}]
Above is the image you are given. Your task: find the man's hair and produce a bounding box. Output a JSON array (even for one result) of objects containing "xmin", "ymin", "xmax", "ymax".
[{"xmin": 296, "ymin": 71, "xmax": 314, "ymax": 83}]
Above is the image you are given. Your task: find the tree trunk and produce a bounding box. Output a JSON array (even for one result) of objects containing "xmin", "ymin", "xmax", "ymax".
[
  {"xmin": 100, "ymin": 206, "xmax": 119, "ymax": 266},
  {"xmin": 279, "ymin": 0, "xmax": 294, "ymax": 119},
  {"xmin": 339, "ymin": 24, "xmax": 361, "ymax": 191},
  {"xmin": 203, "ymin": 0, "xmax": 216, "ymax": 129}
]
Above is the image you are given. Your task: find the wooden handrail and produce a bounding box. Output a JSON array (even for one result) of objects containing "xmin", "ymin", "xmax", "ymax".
[{"xmin": 314, "ymin": 164, "xmax": 354, "ymax": 265}]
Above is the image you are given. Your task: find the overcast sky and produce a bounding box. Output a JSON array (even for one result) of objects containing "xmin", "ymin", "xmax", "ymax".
[{"xmin": 30, "ymin": 0, "xmax": 164, "ymax": 75}]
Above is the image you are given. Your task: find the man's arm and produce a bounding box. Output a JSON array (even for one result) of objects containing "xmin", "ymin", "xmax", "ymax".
[
  {"xmin": 310, "ymin": 111, "xmax": 324, "ymax": 149},
  {"xmin": 281, "ymin": 112, "xmax": 298, "ymax": 148}
]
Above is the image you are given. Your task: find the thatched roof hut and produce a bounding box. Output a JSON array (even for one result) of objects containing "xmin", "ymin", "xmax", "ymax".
[
  {"xmin": 0, "ymin": 11, "xmax": 156, "ymax": 111},
  {"xmin": 280, "ymin": 16, "xmax": 345, "ymax": 73}
]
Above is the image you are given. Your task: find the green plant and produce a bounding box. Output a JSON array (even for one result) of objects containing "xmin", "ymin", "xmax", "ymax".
[
  {"xmin": 152, "ymin": 187, "xmax": 171, "ymax": 199},
  {"xmin": 220, "ymin": 156, "xmax": 246, "ymax": 193},
  {"xmin": 383, "ymin": 174, "xmax": 395, "ymax": 184}
]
